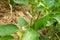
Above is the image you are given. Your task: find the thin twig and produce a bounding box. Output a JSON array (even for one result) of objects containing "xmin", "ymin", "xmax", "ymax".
[{"xmin": 8, "ymin": 4, "xmax": 13, "ymax": 23}]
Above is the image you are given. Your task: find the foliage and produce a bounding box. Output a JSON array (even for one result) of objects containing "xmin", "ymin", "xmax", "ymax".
[
  {"xmin": 0, "ymin": 35, "xmax": 15, "ymax": 40},
  {"xmin": 18, "ymin": 17, "xmax": 28, "ymax": 27},
  {"xmin": 0, "ymin": 24, "xmax": 18, "ymax": 40},
  {"xmin": 0, "ymin": 0, "xmax": 60, "ymax": 40},
  {"xmin": 22, "ymin": 28, "xmax": 39, "ymax": 40}
]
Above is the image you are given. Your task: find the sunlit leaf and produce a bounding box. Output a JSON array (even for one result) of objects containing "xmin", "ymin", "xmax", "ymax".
[
  {"xmin": 54, "ymin": 13, "xmax": 60, "ymax": 23},
  {"xmin": 29, "ymin": 0, "xmax": 38, "ymax": 4},
  {"xmin": 22, "ymin": 28, "xmax": 39, "ymax": 40},
  {"xmin": 43, "ymin": 0, "xmax": 57, "ymax": 9},
  {"xmin": 17, "ymin": 30, "xmax": 23, "ymax": 40}
]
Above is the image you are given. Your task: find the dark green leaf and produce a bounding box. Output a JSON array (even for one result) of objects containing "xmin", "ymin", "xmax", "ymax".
[
  {"xmin": 22, "ymin": 28, "xmax": 39, "ymax": 40},
  {"xmin": 33, "ymin": 17, "xmax": 47, "ymax": 30},
  {"xmin": 33, "ymin": 13, "xmax": 55, "ymax": 30},
  {"xmin": 0, "ymin": 35, "xmax": 15, "ymax": 40},
  {"xmin": 49, "ymin": 25, "xmax": 54, "ymax": 35},
  {"xmin": 0, "ymin": 24, "xmax": 18, "ymax": 36},
  {"xmin": 18, "ymin": 17, "xmax": 28, "ymax": 27},
  {"xmin": 10, "ymin": 0, "xmax": 16, "ymax": 6},
  {"xmin": 56, "ymin": 23, "xmax": 60, "ymax": 33}
]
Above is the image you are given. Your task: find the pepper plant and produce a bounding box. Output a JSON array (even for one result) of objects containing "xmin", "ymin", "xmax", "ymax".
[{"xmin": 0, "ymin": 0, "xmax": 60, "ymax": 40}]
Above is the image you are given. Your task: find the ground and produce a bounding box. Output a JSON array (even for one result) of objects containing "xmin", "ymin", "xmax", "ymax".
[{"xmin": 0, "ymin": 0, "xmax": 31, "ymax": 40}]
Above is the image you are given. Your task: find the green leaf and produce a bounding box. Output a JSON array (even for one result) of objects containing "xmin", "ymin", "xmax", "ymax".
[
  {"xmin": 0, "ymin": 24, "xmax": 18, "ymax": 36},
  {"xmin": 0, "ymin": 35, "xmax": 15, "ymax": 40},
  {"xmin": 43, "ymin": 0, "xmax": 56, "ymax": 9},
  {"xmin": 39, "ymin": 35, "xmax": 50, "ymax": 40},
  {"xmin": 10, "ymin": 0, "xmax": 16, "ymax": 7},
  {"xmin": 33, "ymin": 13, "xmax": 55, "ymax": 30},
  {"xmin": 54, "ymin": 13, "xmax": 60, "ymax": 23},
  {"xmin": 29, "ymin": 0, "xmax": 38, "ymax": 4},
  {"xmin": 18, "ymin": 17, "xmax": 28, "ymax": 27},
  {"xmin": 56, "ymin": 23, "xmax": 60, "ymax": 33},
  {"xmin": 29, "ymin": 0, "xmax": 38, "ymax": 8},
  {"xmin": 10, "ymin": 0, "xmax": 29, "ymax": 6},
  {"xmin": 49, "ymin": 25, "xmax": 54, "ymax": 35},
  {"xmin": 36, "ymin": 6, "xmax": 45, "ymax": 12},
  {"xmin": 53, "ymin": 37, "xmax": 57, "ymax": 40},
  {"xmin": 33, "ymin": 17, "xmax": 47, "ymax": 30},
  {"xmin": 50, "ymin": 0, "xmax": 60, "ymax": 11},
  {"xmin": 22, "ymin": 28, "xmax": 39, "ymax": 40}
]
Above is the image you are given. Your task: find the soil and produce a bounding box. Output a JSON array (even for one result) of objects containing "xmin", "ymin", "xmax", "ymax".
[{"xmin": 0, "ymin": 0, "xmax": 31, "ymax": 25}]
